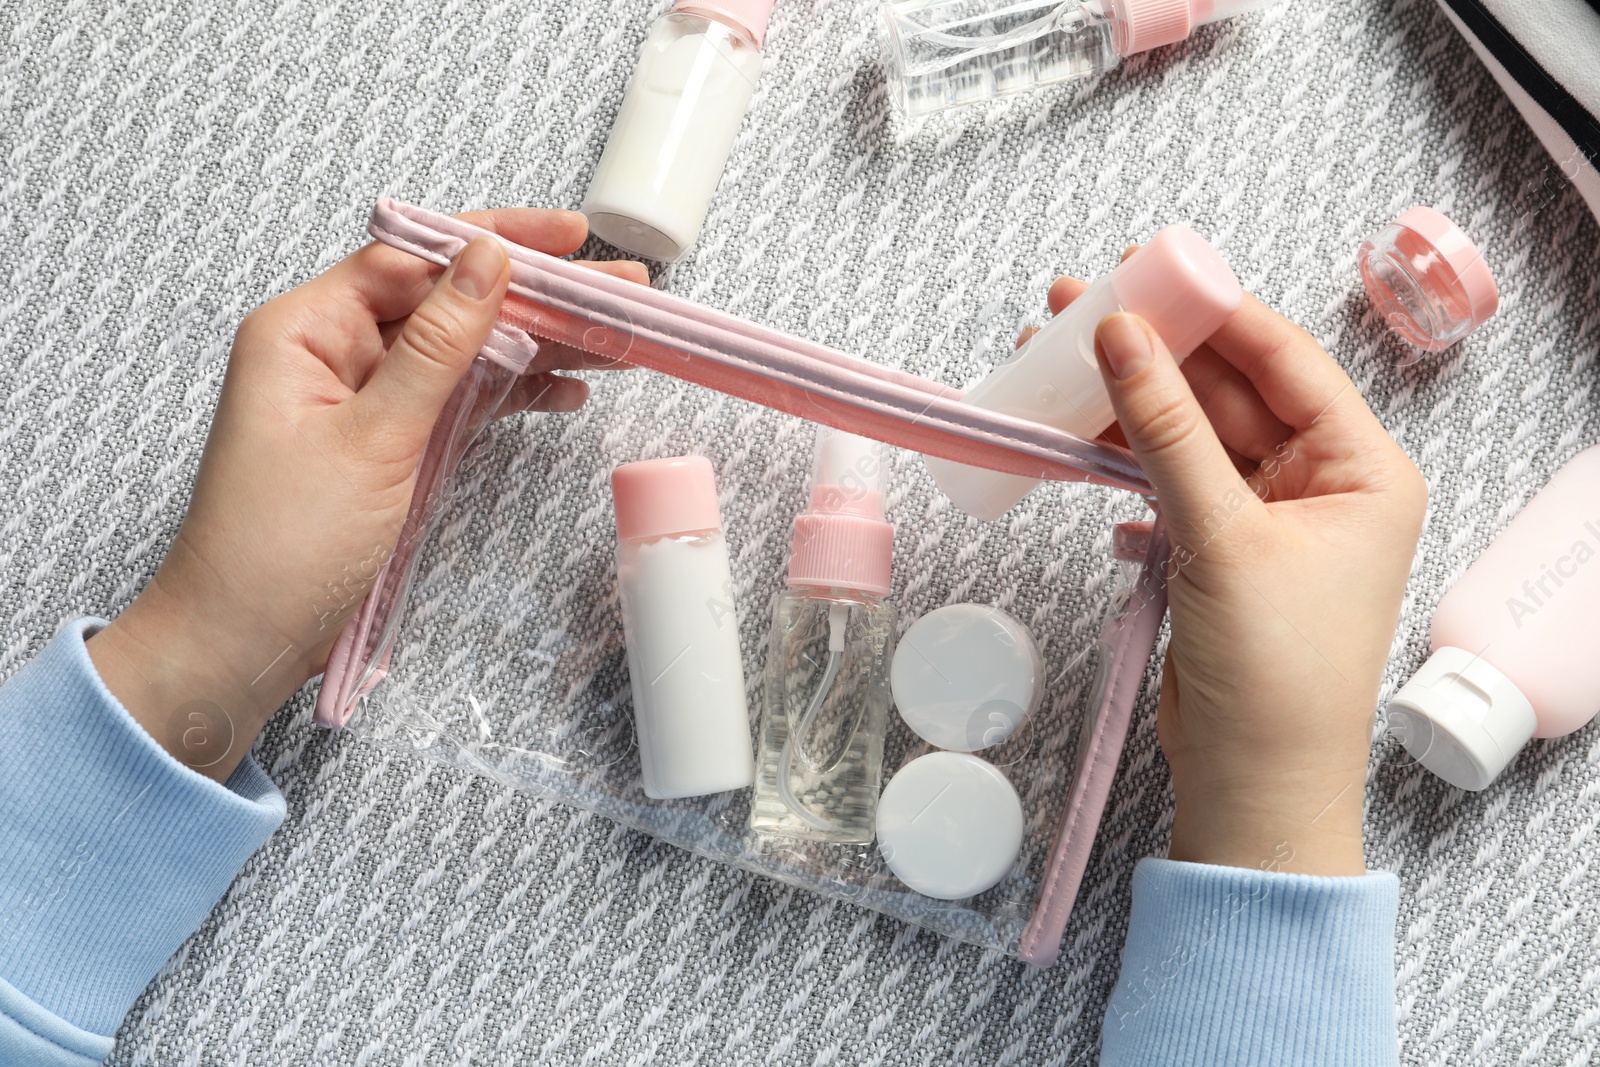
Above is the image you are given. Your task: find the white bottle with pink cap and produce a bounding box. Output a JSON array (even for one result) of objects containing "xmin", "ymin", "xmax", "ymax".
[
  {"xmin": 750, "ymin": 429, "xmax": 898, "ymax": 843},
  {"xmin": 611, "ymin": 456, "xmax": 756, "ymax": 799},
  {"xmin": 926, "ymin": 224, "xmax": 1243, "ymax": 521},
  {"xmin": 1387, "ymin": 445, "xmax": 1600, "ymax": 791},
  {"xmin": 583, "ymin": 0, "xmax": 775, "ymax": 261}
]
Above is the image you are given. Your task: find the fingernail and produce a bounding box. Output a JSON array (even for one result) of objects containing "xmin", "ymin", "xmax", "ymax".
[
  {"xmin": 1096, "ymin": 313, "xmax": 1153, "ymax": 380},
  {"xmin": 451, "ymin": 237, "xmax": 505, "ymax": 300}
]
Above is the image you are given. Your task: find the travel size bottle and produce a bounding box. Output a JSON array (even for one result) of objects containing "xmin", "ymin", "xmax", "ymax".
[
  {"xmin": 611, "ymin": 455, "xmax": 756, "ymax": 799},
  {"xmin": 1357, "ymin": 206, "xmax": 1500, "ymax": 354},
  {"xmin": 925, "ymin": 224, "xmax": 1242, "ymax": 521},
  {"xmin": 882, "ymin": 0, "xmax": 1285, "ymax": 118},
  {"xmin": 1387, "ymin": 445, "xmax": 1600, "ymax": 791},
  {"xmin": 751, "ymin": 430, "xmax": 897, "ymax": 843},
  {"xmin": 583, "ymin": 0, "xmax": 775, "ymax": 261}
]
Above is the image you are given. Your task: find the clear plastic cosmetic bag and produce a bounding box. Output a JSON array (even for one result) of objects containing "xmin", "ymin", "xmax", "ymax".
[{"xmin": 321, "ymin": 200, "xmax": 1173, "ymax": 964}]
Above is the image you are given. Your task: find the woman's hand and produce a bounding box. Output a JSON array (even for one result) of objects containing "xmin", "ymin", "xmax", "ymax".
[
  {"xmin": 88, "ymin": 210, "xmax": 647, "ymax": 782},
  {"xmin": 1050, "ymin": 270, "xmax": 1426, "ymax": 876}
]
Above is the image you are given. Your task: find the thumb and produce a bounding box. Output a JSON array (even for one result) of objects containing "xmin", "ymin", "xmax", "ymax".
[
  {"xmin": 355, "ymin": 236, "xmax": 510, "ymax": 447},
  {"xmin": 1094, "ymin": 312, "xmax": 1260, "ymax": 553}
]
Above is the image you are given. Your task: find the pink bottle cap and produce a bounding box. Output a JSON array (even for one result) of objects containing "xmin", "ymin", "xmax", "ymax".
[
  {"xmin": 787, "ymin": 513, "xmax": 894, "ymax": 596},
  {"xmin": 1389, "ymin": 206, "xmax": 1499, "ymax": 326},
  {"xmin": 787, "ymin": 430, "xmax": 894, "ymax": 596},
  {"xmin": 1110, "ymin": 0, "xmax": 1195, "ymax": 54},
  {"xmin": 1110, "ymin": 225, "xmax": 1244, "ymax": 359},
  {"xmin": 611, "ymin": 456, "xmax": 724, "ymax": 542},
  {"xmin": 674, "ymin": 0, "xmax": 776, "ymax": 45},
  {"xmin": 1111, "ymin": 0, "xmax": 1281, "ymax": 55}
]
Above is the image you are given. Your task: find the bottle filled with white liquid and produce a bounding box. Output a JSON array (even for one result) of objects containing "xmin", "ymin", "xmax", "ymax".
[
  {"xmin": 611, "ymin": 455, "xmax": 756, "ymax": 799},
  {"xmin": 583, "ymin": 1, "xmax": 775, "ymax": 262},
  {"xmin": 925, "ymin": 226, "xmax": 1242, "ymax": 521}
]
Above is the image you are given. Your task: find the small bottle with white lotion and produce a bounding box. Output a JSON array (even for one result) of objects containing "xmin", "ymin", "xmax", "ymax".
[
  {"xmin": 583, "ymin": 0, "xmax": 775, "ymax": 262},
  {"xmin": 751, "ymin": 430, "xmax": 897, "ymax": 843},
  {"xmin": 611, "ymin": 456, "xmax": 756, "ymax": 799},
  {"xmin": 1387, "ymin": 445, "xmax": 1600, "ymax": 790},
  {"xmin": 925, "ymin": 226, "xmax": 1242, "ymax": 521}
]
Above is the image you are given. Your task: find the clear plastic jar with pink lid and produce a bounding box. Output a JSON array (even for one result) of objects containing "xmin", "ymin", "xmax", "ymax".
[{"xmin": 1357, "ymin": 205, "xmax": 1500, "ymax": 353}]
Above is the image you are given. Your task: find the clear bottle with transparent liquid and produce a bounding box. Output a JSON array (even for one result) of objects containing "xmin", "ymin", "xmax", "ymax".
[
  {"xmin": 880, "ymin": 0, "xmax": 1284, "ymax": 118},
  {"xmin": 751, "ymin": 430, "xmax": 897, "ymax": 843}
]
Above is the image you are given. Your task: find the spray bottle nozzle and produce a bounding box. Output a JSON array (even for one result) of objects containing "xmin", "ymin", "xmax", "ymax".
[
  {"xmin": 807, "ymin": 429, "xmax": 890, "ymax": 519},
  {"xmin": 787, "ymin": 428, "xmax": 896, "ymax": 596}
]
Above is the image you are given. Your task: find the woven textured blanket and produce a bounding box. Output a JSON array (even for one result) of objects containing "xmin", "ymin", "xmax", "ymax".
[{"xmin": 2, "ymin": 0, "xmax": 1598, "ymax": 1063}]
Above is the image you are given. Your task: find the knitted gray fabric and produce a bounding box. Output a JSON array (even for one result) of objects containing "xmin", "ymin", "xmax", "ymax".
[{"xmin": 2, "ymin": 0, "xmax": 1598, "ymax": 1062}]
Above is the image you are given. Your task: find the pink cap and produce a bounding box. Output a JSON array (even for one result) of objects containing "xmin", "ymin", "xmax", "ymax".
[
  {"xmin": 788, "ymin": 430, "xmax": 894, "ymax": 595},
  {"xmin": 674, "ymin": 0, "xmax": 775, "ymax": 45},
  {"xmin": 1110, "ymin": 225, "xmax": 1243, "ymax": 359},
  {"xmin": 1109, "ymin": 0, "xmax": 1195, "ymax": 54},
  {"xmin": 1390, "ymin": 206, "xmax": 1499, "ymax": 326},
  {"xmin": 1110, "ymin": 0, "xmax": 1280, "ymax": 55},
  {"xmin": 788, "ymin": 511, "xmax": 894, "ymax": 596},
  {"xmin": 611, "ymin": 456, "xmax": 723, "ymax": 542}
]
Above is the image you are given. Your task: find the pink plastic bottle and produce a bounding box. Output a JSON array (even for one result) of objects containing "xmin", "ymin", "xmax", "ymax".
[{"xmin": 1388, "ymin": 445, "xmax": 1600, "ymax": 790}]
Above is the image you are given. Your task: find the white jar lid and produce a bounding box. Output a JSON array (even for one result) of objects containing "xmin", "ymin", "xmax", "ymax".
[
  {"xmin": 890, "ymin": 604, "xmax": 1043, "ymax": 752},
  {"xmin": 876, "ymin": 752, "xmax": 1024, "ymax": 900}
]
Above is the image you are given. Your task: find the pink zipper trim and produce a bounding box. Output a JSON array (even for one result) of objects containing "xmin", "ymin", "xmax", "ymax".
[
  {"xmin": 369, "ymin": 198, "xmax": 1153, "ymax": 497},
  {"xmin": 1018, "ymin": 517, "xmax": 1171, "ymax": 966}
]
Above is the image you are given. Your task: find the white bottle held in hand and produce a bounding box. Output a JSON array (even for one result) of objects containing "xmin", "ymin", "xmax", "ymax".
[
  {"xmin": 925, "ymin": 226, "xmax": 1242, "ymax": 521},
  {"xmin": 611, "ymin": 455, "xmax": 756, "ymax": 799},
  {"xmin": 583, "ymin": 0, "xmax": 776, "ymax": 262}
]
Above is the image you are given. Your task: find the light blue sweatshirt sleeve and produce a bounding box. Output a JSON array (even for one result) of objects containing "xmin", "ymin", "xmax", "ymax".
[
  {"xmin": 1101, "ymin": 857, "xmax": 1400, "ymax": 1066},
  {"xmin": 0, "ymin": 619, "xmax": 285, "ymax": 1066}
]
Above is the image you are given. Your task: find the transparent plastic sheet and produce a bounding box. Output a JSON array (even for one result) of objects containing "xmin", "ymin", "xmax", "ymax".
[
  {"xmin": 362, "ymin": 200, "xmax": 1152, "ymax": 496},
  {"xmin": 343, "ymin": 448, "xmax": 1150, "ymax": 953},
  {"xmin": 323, "ymin": 199, "xmax": 1173, "ymax": 960},
  {"xmin": 318, "ymin": 327, "xmax": 533, "ymax": 721}
]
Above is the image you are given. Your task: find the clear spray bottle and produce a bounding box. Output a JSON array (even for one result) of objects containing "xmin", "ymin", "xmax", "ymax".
[
  {"xmin": 881, "ymin": 0, "xmax": 1285, "ymax": 118},
  {"xmin": 750, "ymin": 430, "xmax": 897, "ymax": 843}
]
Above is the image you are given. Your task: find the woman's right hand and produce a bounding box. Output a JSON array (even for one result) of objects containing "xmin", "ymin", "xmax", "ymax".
[{"xmin": 1049, "ymin": 274, "xmax": 1427, "ymax": 876}]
